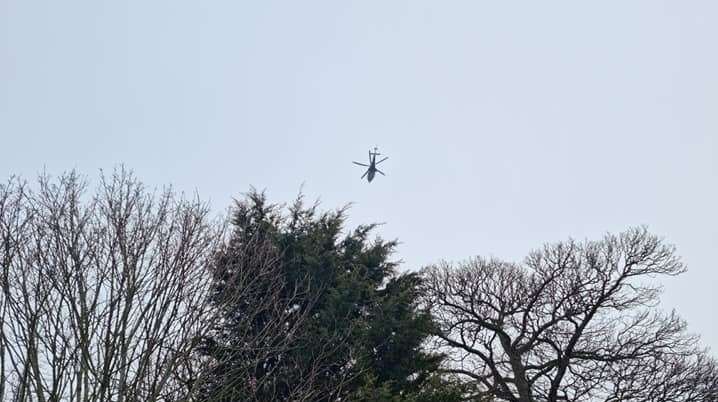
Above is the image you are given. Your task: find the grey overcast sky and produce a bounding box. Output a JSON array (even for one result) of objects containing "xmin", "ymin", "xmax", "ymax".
[{"xmin": 1, "ymin": 1, "xmax": 716, "ymax": 349}]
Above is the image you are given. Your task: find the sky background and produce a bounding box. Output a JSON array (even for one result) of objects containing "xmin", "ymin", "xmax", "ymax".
[{"xmin": 2, "ymin": 1, "xmax": 716, "ymax": 350}]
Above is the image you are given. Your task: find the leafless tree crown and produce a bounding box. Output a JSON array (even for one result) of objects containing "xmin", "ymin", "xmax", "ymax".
[
  {"xmin": 421, "ymin": 228, "xmax": 718, "ymax": 402},
  {"xmin": 0, "ymin": 170, "xmax": 228, "ymax": 402}
]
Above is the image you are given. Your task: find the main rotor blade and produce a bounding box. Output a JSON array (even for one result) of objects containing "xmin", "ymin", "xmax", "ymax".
[
  {"xmin": 375, "ymin": 156, "xmax": 389, "ymax": 165},
  {"xmin": 353, "ymin": 161, "xmax": 369, "ymax": 167},
  {"xmin": 361, "ymin": 170, "xmax": 369, "ymax": 179},
  {"xmin": 376, "ymin": 169, "xmax": 385, "ymax": 176}
]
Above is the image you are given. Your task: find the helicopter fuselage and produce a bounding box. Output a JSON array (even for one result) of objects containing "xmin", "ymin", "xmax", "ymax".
[
  {"xmin": 366, "ymin": 153, "xmax": 377, "ymax": 182},
  {"xmin": 353, "ymin": 148, "xmax": 386, "ymax": 183}
]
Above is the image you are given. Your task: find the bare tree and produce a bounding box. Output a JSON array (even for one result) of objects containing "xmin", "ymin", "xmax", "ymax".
[
  {"xmin": 0, "ymin": 169, "xmax": 229, "ymax": 402},
  {"xmin": 421, "ymin": 227, "xmax": 718, "ymax": 402}
]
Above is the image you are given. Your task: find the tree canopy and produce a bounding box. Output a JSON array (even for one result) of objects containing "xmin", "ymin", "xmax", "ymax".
[
  {"xmin": 196, "ymin": 190, "xmax": 459, "ymax": 401},
  {"xmin": 421, "ymin": 227, "xmax": 718, "ymax": 402},
  {"xmin": 1, "ymin": 171, "xmax": 715, "ymax": 402}
]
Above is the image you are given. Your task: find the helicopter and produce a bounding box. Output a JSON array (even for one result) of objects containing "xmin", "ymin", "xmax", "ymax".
[{"xmin": 353, "ymin": 147, "xmax": 388, "ymax": 182}]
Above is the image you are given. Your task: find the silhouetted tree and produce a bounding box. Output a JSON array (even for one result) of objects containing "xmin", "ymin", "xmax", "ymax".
[
  {"xmin": 195, "ymin": 191, "xmax": 455, "ymax": 401},
  {"xmin": 0, "ymin": 170, "xmax": 225, "ymax": 402},
  {"xmin": 421, "ymin": 227, "xmax": 717, "ymax": 402}
]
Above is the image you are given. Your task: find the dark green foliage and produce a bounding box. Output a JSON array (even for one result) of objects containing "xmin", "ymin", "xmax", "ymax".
[
  {"xmin": 196, "ymin": 190, "xmax": 452, "ymax": 401},
  {"xmin": 349, "ymin": 373, "xmax": 468, "ymax": 402}
]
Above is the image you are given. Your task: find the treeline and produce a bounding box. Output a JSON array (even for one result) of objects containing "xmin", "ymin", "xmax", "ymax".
[{"xmin": 0, "ymin": 170, "xmax": 716, "ymax": 402}]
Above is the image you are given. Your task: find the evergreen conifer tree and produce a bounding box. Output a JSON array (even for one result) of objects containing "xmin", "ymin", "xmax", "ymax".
[{"xmin": 196, "ymin": 191, "xmax": 459, "ymax": 401}]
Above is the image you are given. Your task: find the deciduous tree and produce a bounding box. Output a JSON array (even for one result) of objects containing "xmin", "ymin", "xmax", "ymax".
[
  {"xmin": 421, "ymin": 228, "xmax": 717, "ymax": 402},
  {"xmin": 0, "ymin": 170, "xmax": 225, "ymax": 402}
]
